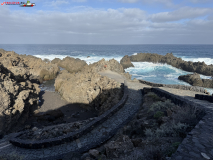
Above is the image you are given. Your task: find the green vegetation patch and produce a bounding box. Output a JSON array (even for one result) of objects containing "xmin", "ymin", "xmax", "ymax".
[{"xmin": 154, "ymin": 111, "xmax": 164, "ymax": 119}]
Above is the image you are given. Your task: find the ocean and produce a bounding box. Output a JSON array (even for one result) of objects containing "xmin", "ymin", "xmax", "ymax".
[{"xmin": 0, "ymin": 44, "xmax": 213, "ymax": 94}]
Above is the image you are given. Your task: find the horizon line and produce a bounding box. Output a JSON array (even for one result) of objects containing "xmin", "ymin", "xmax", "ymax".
[{"xmin": 0, "ymin": 43, "xmax": 213, "ymax": 45}]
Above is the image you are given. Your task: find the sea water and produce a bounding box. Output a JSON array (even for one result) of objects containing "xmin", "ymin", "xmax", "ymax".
[{"xmin": 0, "ymin": 44, "xmax": 213, "ymax": 94}]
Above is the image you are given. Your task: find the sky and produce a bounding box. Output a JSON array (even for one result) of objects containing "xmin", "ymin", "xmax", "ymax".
[{"xmin": 0, "ymin": 0, "xmax": 213, "ymax": 44}]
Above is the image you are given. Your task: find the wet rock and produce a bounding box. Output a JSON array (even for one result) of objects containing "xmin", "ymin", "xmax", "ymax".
[{"xmin": 178, "ymin": 73, "xmax": 213, "ymax": 88}]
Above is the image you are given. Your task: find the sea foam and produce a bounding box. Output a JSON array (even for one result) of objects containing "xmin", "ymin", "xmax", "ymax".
[{"xmin": 182, "ymin": 57, "xmax": 213, "ymax": 65}]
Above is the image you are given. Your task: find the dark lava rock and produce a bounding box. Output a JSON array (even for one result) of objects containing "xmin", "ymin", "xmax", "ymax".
[
  {"xmin": 178, "ymin": 73, "xmax": 213, "ymax": 88},
  {"xmin": 126, "ymin": 52, "xmax": 213, "ymax": 76}
]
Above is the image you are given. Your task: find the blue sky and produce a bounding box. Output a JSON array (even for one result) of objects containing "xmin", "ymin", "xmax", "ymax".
[{"xmin": 1, "ymin": 0, "xmax": 213, "ymax": 44}]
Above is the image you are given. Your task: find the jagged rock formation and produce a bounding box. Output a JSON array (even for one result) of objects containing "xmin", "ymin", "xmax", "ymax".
[
  {"xmin": 54, "ymin": 58, "xmax": 125, "ymax": 115},
  {"xmin": 51, "ymin": 58, "xmax": 61, "ymax": 64},
  {"xmin": 0, "ymin": 64, "xmax": 40, "ymax": 136},
  {"xmin": 0, "ymin": 49, "xmax": 59, "ymax": 83},
  {"xmin": 51, "ymin": 57, "xmax": 87, "ymax": 73},
  {"xmin": 178, "ymin": 73, "xmax": 213, "ymax": 88},
  {"xmin": 125, "ymin": 53, "xmax": 213, "ymax": 76},
  {"xmin": 120, "ymin": 55, "xmax": 134, "ymax": 69}
]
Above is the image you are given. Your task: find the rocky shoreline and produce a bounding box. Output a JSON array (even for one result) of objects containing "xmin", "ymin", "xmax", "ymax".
[
  {"xmin": 0, "ymin": 49, "xmax": 128, "ymax": 138},
  {"xmin": 120, "ymin": 53, "xmax": 213, "ymax": 89},
  {"xmin": 120, "ymin": 53, "xmax": 213, "ymax": 76},
  {"xmin": 178, "ymin": 73, "xmax": 213, "ymax": 89}
]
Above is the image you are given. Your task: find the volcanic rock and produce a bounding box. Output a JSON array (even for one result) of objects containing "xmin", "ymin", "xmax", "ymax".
[
  {"xmin": 54, "ymin": 59, "xmax": 124, "ymax": 114},
  {"xmin": 0, "ymin": 49, "xmax": 59, "ymax": 82},
  {"xmin": 120, "ymin": 55, "xmax": 134, "ymax": 69},
  {"xmin": 57, "ymin": 56, "xmax": 88, "ymax": 73},
  {"xmin": 84, "ymin": 58, "xmax": 124, "ymax": 74},
  {"xmin": 126, "ymin": 53, "xmax": 213, "ymax": 76},
  {"xmin": 178, "ymin": 73, "xmax": 213, "ymax": 88},
  {"xmin": 0, "ymin": 64, "xmax": 40, "ymax": 136},
  {"xmin": 51, "ymin": 58, "xmax": 61, "ymax": 64}
]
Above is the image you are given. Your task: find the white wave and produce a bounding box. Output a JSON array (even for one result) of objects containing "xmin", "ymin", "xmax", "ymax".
[
  {"xmin": 126, "ymin": 62, "xmax": 186, "ymax": 73},
  {"xmin": 200, "ymin": 75, "xmax": 212, "ymax": 79},
  {"xmin": 34, "ymin": 55, "xmax": 69, "ymax": 60},
  {"xmin": 140, "ymin": 75, "xmax": 157, "ymax": 78},
  {"xmin": 71, "ymin": 55, "xmax": 123, "ymax": 65},
  {"xmin": 164, "ymin": 74, "xmax": 177, "ymax": 79},
  {"xmin": 205, "ymin": 88, "xmax": 213, "ymax": 95},
  {"xmin": 132, "ymin": 53, "xmax": 138, "ymax": 55},
  {"xmin": 34, "ymin": 54, "xmax": 122, "ymax": 65},
  {"xmin": 182, "ymin": 57, "xmax": 213, "ymax": 65}
]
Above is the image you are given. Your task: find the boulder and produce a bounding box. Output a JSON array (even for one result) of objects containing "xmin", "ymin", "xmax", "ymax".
[
  {"xmin": 21, "ymin": 55, "xmax": 59, "ymax": 81},
  {"xmin": 178, "ymin": 73, "xmax": 213, "ymax": 88},
  {"xmin": 51, "ymin": 58, "xmax": 61, "ymax": 64},
  {"xmin": 120, "ymin": 55, "xmax": 134, "ymax": 69},
  {"xmin": 130, "ymin": 53, "xmax": 162, "ymax": 63},
  {"xmin": 84, "ymin": 58, "xmax": 124, "ymax": 74},
  {"xmin": 54, "ymin": 69, "xmax": 122, "ymax": 114},
  {"xmin": 178, "ymin": 73, "xmax": 203, "ymax": 86},
  {"xmin": 58, "ymin": 56, "xmax": 87, "ymax": 73},
  {"xmin": 54, "ymin": 59, "xmax": 124, "ymax": 114}
]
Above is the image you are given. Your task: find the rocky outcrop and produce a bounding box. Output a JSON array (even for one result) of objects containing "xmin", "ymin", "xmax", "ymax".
[
  {"xmin": 51, "ymin": 58, "xmax": 61, "ymax": 64},
  {"xmin": 55, "ymin": 69, "xmax": 122, "ymax": 115},
  {"xmin": 20, "ymin": 55, "xmax": 59, "ymax": 81},
  {"xmin": 126, "ymin": 53, "xmax": 213, "ymax": 76},
  {"xmin": 83, "ymin": 58, "xmax": 124, "ymax": 74},
  {"xmin": 120, "ymin": 55, "xmax": 134, "ymax": 69},
  {"xmin": 178, "ymin": 73, "xmax": 213, "ymax": 88},
  {"xmin": 54, "ymin": 58, "xmax": 124, "ymax": 115},
  {"xmin": 0, "ymin": 49, "xmax": 59, "ymax": 83},
  {"xmin": 56, "ymin": 57, "xmax": 87, "ymax": 73},
  {"xmin": 0, "ymin": 64, "xmax": 40, "ymax": 136}
]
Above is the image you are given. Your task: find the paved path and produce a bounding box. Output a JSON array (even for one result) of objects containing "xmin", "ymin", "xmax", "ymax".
[{"xmin": 0, "ymin": 70, "xmax": 212, "ymax": 160}]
